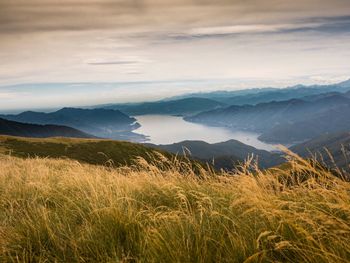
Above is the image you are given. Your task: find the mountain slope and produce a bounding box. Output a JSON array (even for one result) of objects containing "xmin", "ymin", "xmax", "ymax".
[
  {"xmin": 102, "ymin": 97, "xmax": 224, "ymax": 116},
  {"xmin": 290, "ymin": 132, "xmax": 350, "ymax": 171},
  {"xmin": 259, "ymin": 104, "xmax": 350, "ymax": 143},
  {"xmin": 148, "ymin": 140, "xmax": 284, "ymax": 169},
  {"xmin": 0, "ymin": 118, "xmax": 93, "ymax": 138},
  {"xmin": 0, "ymin": 108, "xmax": 144, "ymax": 140},
  {"xmin": 0, "ymin": 136, "xmax": 169, "ymax": 167},
  {"xmin": 186, "ymin": 93, "xmax": 350, "ymax": 144}
]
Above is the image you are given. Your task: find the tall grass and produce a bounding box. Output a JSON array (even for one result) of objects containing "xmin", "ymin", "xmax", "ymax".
[{"xmin": 0, "ymin": 153, "xmax": 349, "ymax": 262}]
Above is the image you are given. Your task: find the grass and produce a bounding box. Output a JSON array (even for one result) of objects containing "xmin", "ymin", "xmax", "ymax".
[
  {"xmin": 0, "ymin": 151, "xmax": 349, "ymax": 262},
  {"xmin": 0, "ymin": 135, "xmax": 171, "ymax": 167}
]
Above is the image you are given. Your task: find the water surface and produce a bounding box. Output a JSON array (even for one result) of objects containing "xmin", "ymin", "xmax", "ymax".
[{"xmin": 134, "ymin": 115, "xmax": 278, "ymax": 151}]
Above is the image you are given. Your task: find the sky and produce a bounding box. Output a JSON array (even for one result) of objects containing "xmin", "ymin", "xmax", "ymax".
[{"xmin": 0, "ymin": 0, "xmax": 350, "ymax": 111}]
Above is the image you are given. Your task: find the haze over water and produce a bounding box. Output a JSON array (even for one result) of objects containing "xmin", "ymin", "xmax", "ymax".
[{"xmin": 135, "ymin": 115, "xmax": 278, "ymax": 151}]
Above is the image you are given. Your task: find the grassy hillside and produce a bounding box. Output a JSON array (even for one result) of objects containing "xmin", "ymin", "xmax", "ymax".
[
  {"xmin": 0, "ymin": 154, "xmax": 349, "ymax": 262},
  {"xmin": 0, "ymin": 136, "xmax": 168, "ymax": 167}
]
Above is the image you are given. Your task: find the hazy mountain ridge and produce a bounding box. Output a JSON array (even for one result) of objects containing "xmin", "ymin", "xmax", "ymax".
[
  {"xmin": 260, "ymin": 104, "xmax": 350, "ymax": 143},
  {"xmin": 186, "ymin": 89, "xmax": 350, "ymax": 144},
  {"xmin": 99, "ymin": 97, "xmax": 224, "ymax": 116},
  {"xmin": 0, "ymin": 118, "xmax": 93, "ymax": 138},
  {"xmin": 168, "ymin": 79, "xmax": 350, "ymax": 106},
  {"xmin": 0, "ymin": 107, "xmax": 145, "ymax": 141}
]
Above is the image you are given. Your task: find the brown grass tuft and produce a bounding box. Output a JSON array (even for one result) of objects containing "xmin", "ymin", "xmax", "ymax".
[{"xmin": 0, "ymin": 154, "xmax": 349, "ymax": 262}]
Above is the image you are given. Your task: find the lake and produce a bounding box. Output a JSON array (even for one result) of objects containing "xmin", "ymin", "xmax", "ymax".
[{"xmin": 134, "ymin": 115, "xmax": 278, "ymax": 151}]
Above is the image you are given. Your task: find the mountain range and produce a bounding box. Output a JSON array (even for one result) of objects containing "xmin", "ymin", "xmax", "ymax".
[
  {"xmin": 186, "ymin": 89, "xmax": 350, "ymax": 144},
  {"xmin": 91, "ymin": 80, "xmax": 350, "ymax": 117},
  {"xmin": 0, "ymin": 107, "xmax": 145, "ymax": 141},
  {"xmin": 169, "ymin": 79, "xmax": 350, "ymax": 105},
  {"xmin": 98, "ymin": 97, "xmax": 224, "ymax": 116}
]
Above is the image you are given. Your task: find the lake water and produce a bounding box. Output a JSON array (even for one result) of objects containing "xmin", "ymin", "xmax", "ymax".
[{"xmin": 134, "ymin": 115, "xmax": 278, "ymax": 151}]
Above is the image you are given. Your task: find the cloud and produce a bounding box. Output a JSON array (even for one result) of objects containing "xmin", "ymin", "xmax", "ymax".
[
  {"xmin": 1, "ymin": 0, "xmax": 350, "ymax": 35},
  {"xmin": 161, "ymin": 16, "xmax": 350, "ymax": 41},
  {"xmin": 87, "ymin": 61, "xmax": 139, "ymax": 66}
]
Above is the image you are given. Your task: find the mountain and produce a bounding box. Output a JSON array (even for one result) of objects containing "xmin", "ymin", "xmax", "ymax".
[
  {"xmin": 290, "ymin": 131, "xmax": 350, "ymax": 171},
  {"xmin": 220, "ymin": 83, "xmax": 350, "ymax": 105},
  {"xmin": 166, "ymin": 88, "xmax": 277, "ymax": 102},
  {"xmin": 0, "ymin": 136, "xmax": 171, "ymax": 167},
  {"xmin": 100, "ymin": 98, "xmax": 224, "ymax": 116},
  {"xmin": 147, "ymin": 140, "xmax": 284, "ymax": 169},
  {"xmin": 0, "ymin": 108, "xmax": 144, "ymax": 141},
  {"xmin": 186, "ymin": 93, "xmax": 350, "ymax": 144},
  {"xmin": 259, "ymin": 103, "xmax": 350, "ymax": 143},
  {"xmin": 0, "ymin": 118, "xmax": 93, "ymax": 138},
  {"xmin": 168, "ymin": 79, "xmax": 350, "ymax": 106}
]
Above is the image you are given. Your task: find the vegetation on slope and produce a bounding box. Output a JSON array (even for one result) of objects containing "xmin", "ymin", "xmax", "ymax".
[
  {"xmin": 0, "ymin": 152, "xmax": 349, "ymax": 262},
  {"xmin": 0, "ymin": 136, "xmax": 168, "ymax": 167}
]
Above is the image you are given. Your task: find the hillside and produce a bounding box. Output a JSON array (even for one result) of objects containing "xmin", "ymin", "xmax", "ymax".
[
  {"xmin": 0, "ymin": 118, "xmax": 93, "ymax": 138},
  {"xmin": 148, "ymin": 140, "xmax": 284, "ymax": 169},
  {"xmin": 0, "ymin": 154, "xmax": 349, "ymax": 262},
  {"xmin": 0, "ymin": 136, "xmax": 168, "ymax": 167},
  {"xmin": 290, "ymin": 131, "xmax": 350, "ymax": 170},
  {"xmin": 0, "ymin": 108, "xmax": 144, "ymax": 141},
  {"xmin": 260, "ymin": 104, "xmax": 350, "ymax": 143},
  {"xmin": 101, "ymin": 97, "xmax": 224, "ymax": 116},
  {"xmin": 186, "ymin": 93, "xmax": 350, "ymax": 144}
]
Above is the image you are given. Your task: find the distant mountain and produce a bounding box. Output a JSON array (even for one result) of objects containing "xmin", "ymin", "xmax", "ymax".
[
  {"xmin": 147, "ymin": 140, "xmax": 284, "ymax": 169},
  {"xmin": 220, "ymin": 83, "xmax": 350, "ymax": 105},
  {"xmin": 0, "ymin": 108, "xmax": 144, "ymax": 141},
  {"xmin": 166, "ymin": 88, "xmax": 277, "ymax": 102},
  {"xmin": 290, "ymin": 132, "xmax": 350, "ymax": 172},
  {"xmin": 259, "ymin": 103, "xmax": 350, "ymax": 143},
  {"xmin": 168, "ymin": 79, "xmax": 350, "ymax": 106},
  {"xmin": 0, "ymin": 118, "xmax": 92, "ymax": 138},
  {"xmin": 186, "ymin": 93, "xmax": 350, "ymax": 144},
  {"xmin": 100, "ymin": 98, "xmax": 224, "ymax": 116}
]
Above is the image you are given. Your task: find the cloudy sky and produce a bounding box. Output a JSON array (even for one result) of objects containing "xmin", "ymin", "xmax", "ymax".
[{"xmin": 1, "ymin": 0, "xmax": 350, "ymax": 111}]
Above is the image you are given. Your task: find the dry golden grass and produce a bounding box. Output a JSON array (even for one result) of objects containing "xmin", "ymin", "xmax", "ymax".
[{"xmin": 0, "ymin": 153, "xmax": 349, "ymax": 262}]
